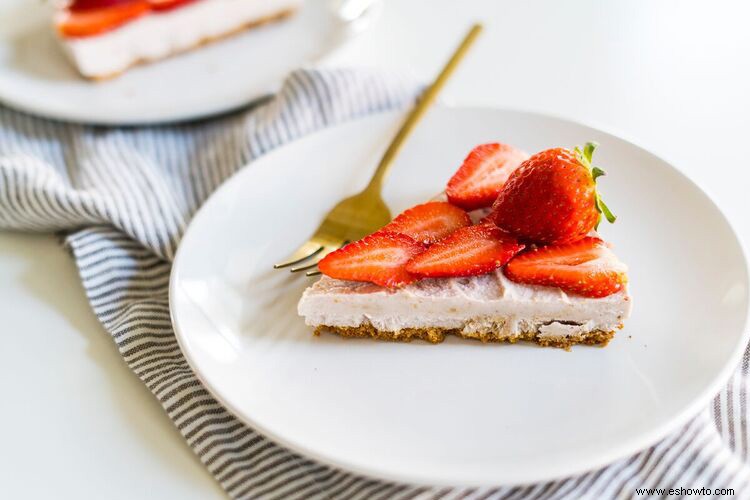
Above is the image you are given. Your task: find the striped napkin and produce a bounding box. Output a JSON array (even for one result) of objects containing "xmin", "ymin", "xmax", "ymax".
[{"xmin": 1, "ymin": 68, "xmax": 749, "ymax": 499}]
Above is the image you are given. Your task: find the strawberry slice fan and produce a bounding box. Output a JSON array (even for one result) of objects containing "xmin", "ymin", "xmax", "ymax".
[{"xmin": 318, "ymin": 140, "xmax": 622, "ymax": 300}]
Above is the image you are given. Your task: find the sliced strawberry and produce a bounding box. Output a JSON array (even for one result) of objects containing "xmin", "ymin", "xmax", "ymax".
[
  {"xmin": 377, "ymin": 201, "xmax": 471, "ymax": 245},
  {"xmin": 318, "ymin": 232, "xmax": 425, "ymax": 288},
  {"xmin": 446, "ymin": 143, "xmax": 529, "ymax": 211},
  {"xmin": 504, "ymin": 237, "xmax": 627, "ymax": 298},
  {"xmin": 57, "ymin": 1, "xmax": 150, "ymax": 37},
  {"xmin": 405, "ymin": 223, "xmax": 525, "ymax": 278},
  {"xmin": 68, "ymin": 0, "xmax": 141, "ymax": 12},
  {"xmin": 148, "ymin": 0, "xmax": 197, "ymax": 12}
]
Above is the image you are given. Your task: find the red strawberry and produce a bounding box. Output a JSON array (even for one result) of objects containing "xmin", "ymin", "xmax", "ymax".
[
  {"xmin": 58, "ymin": 1, "xmax": 150, "ymax": 37},
  {"xmin": 68, "ymin": 0, "xmax": 142, "ymax": 11},
  {"xmin": 504, "ymin": 237, "xmax": 627, "ymax": 298},
  {"xmin": 318, "ymin": 232, "xmax": 425, "ymax": 288},
  {"xmin": 405, "ymin": 223, "xmax": 525, "ymax": 278},
  {"xmin": 490, "ymin": 142, "xmax": 616, "ymax": 244},
  {"xmin": 446, "ymin": 143, "xmax": 529, "ymax": 210},
  {"xmin": 377, "ymin": 201, "xmax": 471, "ymax": 245}
]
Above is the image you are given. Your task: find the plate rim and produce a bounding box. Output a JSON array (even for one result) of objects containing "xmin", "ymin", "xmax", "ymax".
[{"xmin": 169, "ymin": 105, "xmax": 750, "ymax": 487}]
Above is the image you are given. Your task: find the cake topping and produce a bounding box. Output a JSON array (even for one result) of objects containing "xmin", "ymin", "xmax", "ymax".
[
  {"xmin": 58, "ymin": 0, "xmax": 195, "ymax": 38},
  {"xmin": 375, "ymin": 201, "xmax": 471, "ymax": 245},
  {"xmin": 446, "ymin": 143, "xmax": 528, "ymax": 210},
  {"xmin": 490, "ymin": 142, "xmax": 616, "ymax": 245},
  {"xmin": 67, "ymin": 0, "xmax": 141, "ymax": 11},
  {"xmin": 317, "ymin": 232, "xmax": 425, "ymax": 288},
  {"xmin": 405, "ymin": 223, "xmax": 525, "ymax": 278},
  {"xmin": 504, "ymin": 237, "xmax": 627, "ymax": 298},
  {"xmin": 317, "ymin": 141, "xmax": 626, "ymax": 298},
  {"xmin": 58, "ymin": 0, "xmax": 150, "ymax": 37}
]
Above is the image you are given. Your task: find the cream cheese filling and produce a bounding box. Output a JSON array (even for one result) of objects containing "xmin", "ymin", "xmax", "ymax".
[{"xmin": 298, "ymin": 270, "xmax": 631, "ymax": 337}]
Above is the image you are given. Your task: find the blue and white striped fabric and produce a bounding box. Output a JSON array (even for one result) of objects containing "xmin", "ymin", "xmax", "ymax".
[{"xmin": 1, "ymin": 68, "xmax": 749, "ymax": 499}]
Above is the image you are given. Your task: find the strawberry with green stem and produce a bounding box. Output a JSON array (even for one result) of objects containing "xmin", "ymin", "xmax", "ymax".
[{"xmin": 491, "ymin": 141, "xmax": 616, "ymax": 245}]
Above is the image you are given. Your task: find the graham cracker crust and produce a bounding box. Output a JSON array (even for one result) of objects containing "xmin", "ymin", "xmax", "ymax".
[
  {"xmin": 315, "ymin": 324, "xmax": 617, "ymax": 350},
  {"xmin": 85, "ymin": 8, "xmax": 297, "ymax": 81}
]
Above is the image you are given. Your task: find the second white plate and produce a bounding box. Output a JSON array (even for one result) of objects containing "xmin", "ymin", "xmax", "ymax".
[
  {"xmin": 170, "ymin": 106, "xmax": 750, "ymax": 486},
  {"xmin": 0, "ymin": 0, "xmax": 371, "ymax": 124}
]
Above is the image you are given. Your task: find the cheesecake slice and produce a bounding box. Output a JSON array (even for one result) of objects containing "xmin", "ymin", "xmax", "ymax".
[
  {"xmin": 299, "ymin": 268, "xmax": 631, "ymax": 349},
  {"xmin": 54, "ymin": 0, "xmax": 302, "ymax": 80},
  {"xmin": 296, "ymin": 141, "xmax": 632, "ymax": 349}
]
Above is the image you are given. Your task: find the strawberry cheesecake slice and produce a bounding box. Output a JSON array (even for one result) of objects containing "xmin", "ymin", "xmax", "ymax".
[
  {"xmin": 54, "ymin": 0, "xmax": 302, "ymax": 79},
  {"xmin": 297, "ymin": 142, "xmax": 633, "ymax": 349}
]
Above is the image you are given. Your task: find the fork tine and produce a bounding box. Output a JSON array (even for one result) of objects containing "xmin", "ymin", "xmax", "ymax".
[
  {"xmin": 290, "ymin": 240, "xmax": 349, "ymax": 273},
  {"xmin": 289, "ymin": 261, "xmax": 320, "ymax": 273},
  {"xmin": 306, "ymin": 270, "xmax": 322, "ymax": 277},
  {"xmin": 273, "ymin": 241, "xmax": 324, "ymax": 269}
]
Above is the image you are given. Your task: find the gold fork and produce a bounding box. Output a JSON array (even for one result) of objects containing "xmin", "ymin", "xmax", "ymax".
[{"xmin": 274, "ymin": 23, "xmax": 483, "ymax": 275}]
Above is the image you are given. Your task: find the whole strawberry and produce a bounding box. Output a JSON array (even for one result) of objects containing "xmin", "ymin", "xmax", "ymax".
[{"xmin": 490, "ymin": 142, "xmax": 615, "ymax": 244}]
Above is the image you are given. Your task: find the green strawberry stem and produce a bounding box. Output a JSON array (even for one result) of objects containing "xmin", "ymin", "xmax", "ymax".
[
  {"xmin": 591, "ymin": 166, "xmax": 606, "ymax": 180},
  {"xmin": 597, "ymin": 196, "xmax": 616, "ymax": 222},
  {"xmin": 574, "ymin": 141, "xmax": 617, "ymax": 228}
]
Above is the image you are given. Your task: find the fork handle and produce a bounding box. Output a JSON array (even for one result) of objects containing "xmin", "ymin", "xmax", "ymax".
[{"xmin": 366, "ymin": 23, "xmax": 483, "ymax": 192}]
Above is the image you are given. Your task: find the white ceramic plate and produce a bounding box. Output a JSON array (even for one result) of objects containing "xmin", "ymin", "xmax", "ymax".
[
  {"xmin": 0, "ymin": 0, "xmax": 374, "ymax": 125},
  {"xmin": 170, "ymin": 107, "xmax": 750, "ymax": 487}
]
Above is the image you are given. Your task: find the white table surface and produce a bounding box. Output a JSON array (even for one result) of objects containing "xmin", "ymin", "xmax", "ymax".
[{"xmin": 2, "ymin": 0, "xmax": 749, "ymax": 497}]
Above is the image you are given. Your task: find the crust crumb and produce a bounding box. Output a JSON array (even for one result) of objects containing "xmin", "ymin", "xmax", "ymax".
[{"xmin": 314, "ymin": 325, "xmax": 616, "ymax": 350}]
